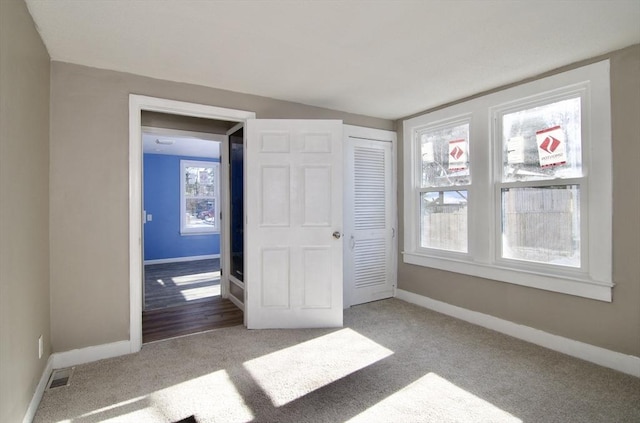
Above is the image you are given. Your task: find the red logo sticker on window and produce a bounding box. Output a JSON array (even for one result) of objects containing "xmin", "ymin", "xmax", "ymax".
[
  {"xmin": 448, "ymin": 139, "xmax": 468, "ymax": 170},
  {"xmin": 536, "ymin": 126, "xmax": 567, "ymax": 168},
  {"xmin": 539, "ymin": 135, "xmax": 561, "ymax": 154},
  {"xmin": 450, "ymin": 146, "xmax": 464, "ymax": 160}
]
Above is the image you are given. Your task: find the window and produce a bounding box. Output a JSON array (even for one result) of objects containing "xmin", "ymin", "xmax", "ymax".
[
  {"xmin": 403, "ymin": 61, "xmax": 612, "ymax": 301},
  {"xmin": 418, "ymin": 118, "xmax": 471, "ymax": 253},
  {"xmin": 180, "ymin": 160, "xmax": 220, "ymax": 235},
  {"xmin": 496, "ymin": 95, "xmax": 583, "ymax": 268}
]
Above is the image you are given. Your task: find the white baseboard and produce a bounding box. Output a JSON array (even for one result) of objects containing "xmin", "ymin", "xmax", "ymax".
[
  {"xmin": 51, "ymin": 340, "xmax": 133, "ymax": 370},
  {"xmin": 396, "ymin": 289, "xmax": 640, "ymax": 378},
  {"xmin": 144, "ymin": 254, "xmax": 220, "ymax": 265},
  {"xmin": 23, "ymin": 356, "xmax": 54, "ymax": 423},
  {"xmin": 24, "ymin": 341, "xmax": 133, "ymax": 422}
]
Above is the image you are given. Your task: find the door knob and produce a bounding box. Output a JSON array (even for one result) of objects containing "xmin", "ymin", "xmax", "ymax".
[{"xmin": 332, "ymin": 231, "xmax": 342, "ymax": 239}]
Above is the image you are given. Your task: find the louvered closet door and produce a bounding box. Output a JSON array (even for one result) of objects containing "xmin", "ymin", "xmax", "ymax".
[{"xmin": 344, "ymin": 134, "xmax": 395, "ymax": 307}]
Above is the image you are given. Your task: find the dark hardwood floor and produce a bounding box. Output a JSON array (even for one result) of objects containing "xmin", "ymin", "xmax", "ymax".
[
  {"xmin": 142, "ymin": 296, "xmax": 243, "ymax": 343},
  {"xmin": 145, "ymin": 259, "xmax": 221, "ymax": 310},
  {"xmin": 142, "ymin": 259, "xmax": 243, "ymax": 343}
]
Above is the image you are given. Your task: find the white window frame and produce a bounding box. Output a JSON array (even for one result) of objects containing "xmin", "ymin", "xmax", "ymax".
[
  {"xmin": 403, "ymin": 60, "xmax": 613, "ymax": 301},
  {"xmin": 180, "ymin": 159, "xmax": 220, "ymax": 235},
  {"xmin": 416, "ymin": 115, "xmax": 472, "ymax": 254}
]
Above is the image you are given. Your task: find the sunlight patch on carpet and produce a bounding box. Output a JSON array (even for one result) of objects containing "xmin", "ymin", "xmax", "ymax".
[
  {"xmin": 73, "ymin": 396, "xmax": 165, "ymax": 422},
  {"xmin": 148, "ymin": 369, "xmax": 254, "ymax": 422},
  {"xmin": 71, "ymin": 371, "xmax": 253, "ymax": 423},
  {"xmin": 243, "ymin": 328, "xmax": 393, "ymax": 407},
  {"xmin": 346, "ymin": 373, "xmax": 522, "ymax": 423}
]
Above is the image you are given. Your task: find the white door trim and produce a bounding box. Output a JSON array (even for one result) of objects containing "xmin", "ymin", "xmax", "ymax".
[{"xmin": 129, "ymin": 94, "xmax": 255, "ymax": 352}]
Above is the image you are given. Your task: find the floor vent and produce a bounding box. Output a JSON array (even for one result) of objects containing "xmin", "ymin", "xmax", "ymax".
[{"xmin": 47, "ymin": 367, "xmax": 74, "ymax": 390}]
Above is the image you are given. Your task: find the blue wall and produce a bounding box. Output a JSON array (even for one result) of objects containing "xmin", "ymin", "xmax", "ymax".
[{"xmin": 144, "ymin": 154, "xmax": 220, "ymax": 261}]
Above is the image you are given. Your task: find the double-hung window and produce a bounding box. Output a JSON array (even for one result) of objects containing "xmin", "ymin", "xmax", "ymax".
[
  {"xmin": 417, "ymin": 117, "xmax": 471, "ymax": 254},
  {"xmin": 180, "ymin": 160, "xmax": 220, "ymax": 235},
  {"xmin": 403, "ymin": 61, "xmax": 613, "ymax": 301},
  {"xmin": 494, "ymin": 94, "xmax": 583, "ymax": 268}
]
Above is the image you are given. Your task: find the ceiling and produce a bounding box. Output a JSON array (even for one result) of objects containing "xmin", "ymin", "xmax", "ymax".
[{"xmin": 26, "ymin": 0, "xmax": 640, "ymax": 120}]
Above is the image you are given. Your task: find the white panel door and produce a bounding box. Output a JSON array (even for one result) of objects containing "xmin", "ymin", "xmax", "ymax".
[
  {"xmin": 344, "ymin": 127, "xmax": 396, "ymax": 307},
  {"xmin": 245, "ymin": 119, "xmax": 343, "ymax": 329}
]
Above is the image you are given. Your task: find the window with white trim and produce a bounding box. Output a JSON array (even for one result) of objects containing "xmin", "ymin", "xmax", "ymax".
[
  {"xmin": 418, "ymin": 117, "xmax": 471, "ymax": 253},
  {"xmin": 403, "ymin": 61, "xmax": 613, "ymax": 301},
  {"xmin": 180, "ymin": 160, "xmax": 220, "ymax": 235}
]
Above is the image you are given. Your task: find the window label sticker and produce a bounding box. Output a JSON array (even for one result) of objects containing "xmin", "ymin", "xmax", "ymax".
[
  {"xmin": 536, "ymin": 126, "xmax": 567, "ymax": 168},
  {"xmin": 448, "ymin": 139, "xmax": 468, "ymax": 170},
  {"xmin": 507, "ymin": 136, "xmax": 525, "ymax": 164},
  {"xmin": 198, "ymin": 170, "xmax": 212, "ymax": 184},
  {"xmin": 422, "ymin": 141, "xmax": 435, "ymax": 163}
]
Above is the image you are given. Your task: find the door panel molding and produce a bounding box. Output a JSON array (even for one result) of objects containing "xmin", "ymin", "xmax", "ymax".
[{"xmin": 245, "ymin": 119, "xmax": 344, "ymax": 329}]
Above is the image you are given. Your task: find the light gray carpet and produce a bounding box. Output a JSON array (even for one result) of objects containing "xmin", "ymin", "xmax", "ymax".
[{"xmin": 34, "ymin": 299, "xmax": 640, "ymax": 422}]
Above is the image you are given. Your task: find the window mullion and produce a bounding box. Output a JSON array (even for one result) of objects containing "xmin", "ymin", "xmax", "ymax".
[{"xmin": 468, "ymin": 112, "xmax": 491, "ymax": 264}]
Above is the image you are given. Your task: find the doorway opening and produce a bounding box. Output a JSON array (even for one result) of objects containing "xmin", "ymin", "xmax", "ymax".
[
  {"xmin": 141, "ymin": 122, "xmax": 241, "ymax": 342},
  {"xmin": 141, "ymin": 124, "xmax": 222, "ymax": 310},
  {"xmin": 129, "ymin": 96, "xmax": 256, "ymax": 350}
]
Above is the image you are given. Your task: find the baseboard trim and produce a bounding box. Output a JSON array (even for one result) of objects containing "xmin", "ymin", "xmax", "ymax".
[
  {"xmin": 396, "ymin": 289, "xmax": 640, "ymax": 377},
  {"xmin": 22, "ymin": 355, "xmax": 54, "ymax": 423},
  {"xmin": 51, "ymin": 340, "xmax": 133, "ymax": 370},
  {"xmin": 144, "ymin": 254, "xmax": 220, "ymax": 265}
]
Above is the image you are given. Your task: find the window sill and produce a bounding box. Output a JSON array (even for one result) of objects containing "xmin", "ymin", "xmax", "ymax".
[
  {"xmin": 180, "ymin": 230, "xmax": 219, "ymax": 237},
  {"xmin": 402, "ymin": 251, "xmax": 613, "ymax": 302}
]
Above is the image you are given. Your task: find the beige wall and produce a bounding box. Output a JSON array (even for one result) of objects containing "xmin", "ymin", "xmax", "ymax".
[
  {"xmin": 49, "ymin": 61, "xmax": 392, "ymax": 352},
  {"xmin": 396, "ymin": 45, "xmax": 640, "ymax": 356},
  {"xmin": 0, "ymin": 0, "xmax": 51, "ymax": 421}
]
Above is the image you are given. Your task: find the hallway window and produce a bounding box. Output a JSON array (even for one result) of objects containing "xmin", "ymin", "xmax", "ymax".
[{"xmin": 180, "ymin": 160, "xmax": 220, "ymax": 234}]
